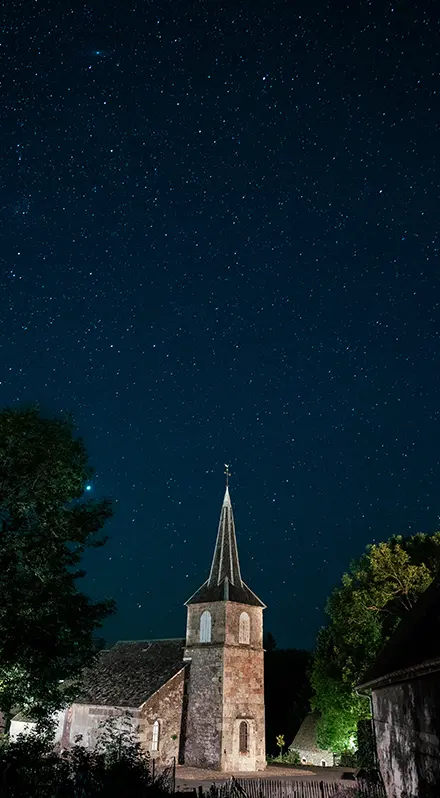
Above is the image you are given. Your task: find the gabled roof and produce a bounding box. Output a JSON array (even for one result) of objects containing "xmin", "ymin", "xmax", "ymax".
[
  {"xmin": 186, "ymin": 486, "xmax": 265, "ymax": 608},
  {"xmin": 76, "ymin": 639, "xmax": 186, "ymax": 708},
  {"xmin": 358, "ymin": 575, "xmax": 440, "ymax": 691},
  {"xmin": 290, "ymin": 711, "xmax": 333, "ymax": 755}
]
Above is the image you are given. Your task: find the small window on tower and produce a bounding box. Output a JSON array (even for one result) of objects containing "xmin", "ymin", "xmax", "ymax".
[
  {"xmin": 152, "ymin": 720, "xmax": 160, "ymax": 752},
  {"xmin": 239, "ymin": 721, "xmax": 249, "ymax": 754},
  {"xmin": 239, "ymin": 612, "xmax": 250, "ymax": 644},
  {"xmin": 199, "ymin": 610, "xmax": 212, "ymax": 643}
]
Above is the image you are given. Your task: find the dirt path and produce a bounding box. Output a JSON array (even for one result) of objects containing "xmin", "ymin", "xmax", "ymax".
[{"xmin": 175, "ymin": 764, "xmax": 356, "ymax": 787}]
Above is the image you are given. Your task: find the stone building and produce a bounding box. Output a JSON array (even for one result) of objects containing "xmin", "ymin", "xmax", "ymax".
[
  {"xmin": 357, "ymin": 575, "xmax": 440, "ymax": 798},
  {"xmin": 289, "ymin": 711, "xmax": 334, "ymax": 767},
  {"xmin": 11, "ymin": 485, "xmax": 266, "ymax": 772}
]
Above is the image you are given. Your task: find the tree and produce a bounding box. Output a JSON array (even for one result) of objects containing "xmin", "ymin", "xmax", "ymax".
[
  {"xmin": 275, "ymin": 734, "xmax": 285, "ymax": 759},
  {"xmin": 263, "ymin": 631, "xmax": 277, "ymax": 652},
  {"xmin": 310, "ymin": 534, "xmax": 440, "ymax": 752},
  {"xmin": 265, "ymin": 647, "xmax": 312, "ymax": 754},
  {"xmin": 0, "ymin": 407, "xmax": 115, "ymax": 729}
]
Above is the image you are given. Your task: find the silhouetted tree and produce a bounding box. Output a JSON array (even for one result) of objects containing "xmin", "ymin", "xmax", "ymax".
[
  {"xmin": 0, "ymin": 407, "xmax": 115, "ymax": 730},
  {"xmin": 265, "ymin": 647, "xmax": 312, "ymax": 755},
  {"xmin": 263, "ymin": 631, "xmax": 277, "ymax": 652}
]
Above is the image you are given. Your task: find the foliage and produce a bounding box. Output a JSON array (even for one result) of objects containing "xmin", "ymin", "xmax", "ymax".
[
  {"xmin": 0, "ymin": 406, "xmax": 115, "ymax": 727},
  {"xmin": 311, "ymin": 534, "xmax": 440, "ymax": 752},
  {"xmin": 275, "ymin": 734, "xmax": 285, "ymax": 757},
  {"xmin": 0, "ymin": 722, "xmax": 174, "ymax": 798},
  {"xmin": 265, "ymin": 648, "xmax": 312, "ymax": 755},
  {"xmin": 356, "ymin": 719, "xmax": 376, "ymax": 770},
  {"xmin": 283, "ymin": 748, "xmax": 300, "ymax": 765},
  {"xmin": 267, "ymin": 747, "xmax": 301, "ymax": 766},
  {"xmin": 339, "ymin": 749, "xmax": 358, "ymax": 768},
  {"xmin": 94, "ymin": 711, "xmax": 143, "ymax": 763}
]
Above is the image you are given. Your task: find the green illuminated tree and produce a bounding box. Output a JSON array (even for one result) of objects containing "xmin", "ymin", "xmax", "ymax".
[
  {"xmin": 311, "ymin": 534, "xmax": 440, "ymax": 752},
  {"xmin": 0, "ymin": 407, "xmax": 115, "ymax": 730}
]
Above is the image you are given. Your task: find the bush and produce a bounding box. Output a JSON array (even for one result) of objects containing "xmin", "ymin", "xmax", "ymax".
[
  {"xmin": 267, "ymin": 748, "xmax": 301, "ymax": 766},
  {"xmin": 0, "ymin": 719, "xmax": 174, "ymax": 798},
  {"xmin": 339, "ymin": 748, "xmax": 358, "ymax": 768},
  {"xmin": 283, "ymin": 749, "xmax": 301, "ymax": 765}
]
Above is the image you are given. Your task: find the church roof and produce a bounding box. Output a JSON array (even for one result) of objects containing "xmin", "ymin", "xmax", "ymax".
[
  {"xmin": 186, "ymin": 486, "xmax": 265, "ymax": 608},
  {"xmin": 76, "ymin": 638, "xmax": 186, "ymax": 708}
]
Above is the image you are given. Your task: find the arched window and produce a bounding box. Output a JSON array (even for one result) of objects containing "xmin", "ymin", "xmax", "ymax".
[
  {"xmin": 152, "ymin": 720, "xmax": 160, "ymax": 752},
  {"xmin": 239, "ymin": 612, "xmax": 250, "ymax": 644},
  {"xmin": 199, "ymin": 610, "xmax": 212, "ymax": 643},
  {"xmin": 239, "ymin": 721, "xmax": 249, "ymax": 754}
]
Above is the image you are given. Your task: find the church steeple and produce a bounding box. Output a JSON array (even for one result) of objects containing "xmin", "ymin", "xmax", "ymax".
[
  {"xmin": 185, "ymin": 470, "xmax": 265, "ymax": 608},
  {"xmin": 183, "ymin": 467, "xmax": 267, "ymax": 772},
  {"xmin": 207, "ymin": 485, "xmax": 242, "ymax": 588}
]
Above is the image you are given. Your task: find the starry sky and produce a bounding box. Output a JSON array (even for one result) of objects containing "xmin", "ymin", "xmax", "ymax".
[{"xmin": 1, "ymin": 1, "xmax": 439, "ymax": 650}]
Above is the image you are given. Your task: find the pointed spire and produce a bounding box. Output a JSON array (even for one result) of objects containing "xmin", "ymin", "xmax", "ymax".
[
  {"xmin": 223, "ymin": 485, "xmax": 231, "ymax": 507},
  {"xmin": 207, "ymin": 468, "xmax": 241, "ymax": 587},
  {"xmin": 184, "ymin": 466, "xmax": 265, "ymax": 607}
]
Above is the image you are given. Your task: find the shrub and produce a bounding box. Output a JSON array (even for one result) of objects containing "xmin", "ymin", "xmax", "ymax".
[
  {"xmin": 0, "ymin": 719, "xmax": 173, "ymax": 797},
  {"xmin": 283, "ymin": 749, "xmax": 301, "ymax": 765}
]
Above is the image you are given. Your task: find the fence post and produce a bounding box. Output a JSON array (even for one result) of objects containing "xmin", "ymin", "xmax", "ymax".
[{"xmin": 319, "ymin": 781, "xmax": 325, "ymax": 798}]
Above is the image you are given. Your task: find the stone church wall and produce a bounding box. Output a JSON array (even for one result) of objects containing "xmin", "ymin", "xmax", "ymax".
[
  {"xmin": 183, "ymin": 645, "xmax": 224, "ymax": 768},
  {"xmin": 184, "ymin": 600, "xmax": 265, "ymax": 771},
  {"xmin": 222, "ymin": 603, "xmax": 265, "ymax": 771},
  {"xmin": 372, "ymin": 671, "xmax": 440, "ymax": 798},
  {"xmin": 185, "ymin": 600, "xmax": 228, "ymax": 646},
  {"xmin": 140, "ymin": 667, "xmax": 185, "ymax": 765},
  {"xmin": 184, "ymin": 601, "xmax": 226, "ymax": 768}
]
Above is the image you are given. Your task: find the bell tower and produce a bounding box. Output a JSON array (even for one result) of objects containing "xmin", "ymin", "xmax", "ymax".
[{"xmin": 183, "ymin": 469, "xmax": 266, "ymax": 771}]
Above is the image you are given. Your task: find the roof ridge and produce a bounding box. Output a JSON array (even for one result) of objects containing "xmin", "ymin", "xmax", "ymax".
[{"xmin": 115, "ymin": 637, "xmax": 185, "ymax": 644}]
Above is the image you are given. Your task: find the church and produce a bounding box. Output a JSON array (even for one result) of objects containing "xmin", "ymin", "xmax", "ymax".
[{"xmin": 11, "ymin": 482, "xmax": 266, "ymax": 772}]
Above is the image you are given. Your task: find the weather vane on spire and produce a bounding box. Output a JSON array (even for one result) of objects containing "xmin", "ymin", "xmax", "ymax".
[{"xmin": 224, "ymin": 464, "xmax": 231, "ymax": 487}]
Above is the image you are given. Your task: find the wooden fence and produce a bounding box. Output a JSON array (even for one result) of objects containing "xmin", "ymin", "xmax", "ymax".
[{"xmin": 183, "ymin": 777, "xmax": 386, "ymax": 798}]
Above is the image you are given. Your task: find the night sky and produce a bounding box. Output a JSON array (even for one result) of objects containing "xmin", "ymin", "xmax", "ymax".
[{"xmin": 1, "ymin": 1, "xmax": 439, "ymax": 650}]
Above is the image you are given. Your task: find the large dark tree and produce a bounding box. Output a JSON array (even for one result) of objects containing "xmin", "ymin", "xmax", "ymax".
[
  {"xmin": 311, "ymin": 534, "xmax": 440, "ymax": 752},
  {"xmin": 265, "ymin": 644, "xmax": 312, "ymax": 755},
  {"xmin": 0, "ymin": 407, "xmax": 115, "ymax": 729}
]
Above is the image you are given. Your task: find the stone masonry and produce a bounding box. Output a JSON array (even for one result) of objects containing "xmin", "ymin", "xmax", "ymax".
[{"xmin": 140, "ymin": 667, "xmax": 186, "ymax": 765}]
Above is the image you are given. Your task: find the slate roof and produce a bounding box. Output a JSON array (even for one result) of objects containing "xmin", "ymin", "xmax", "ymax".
[
  {"xmin": 290, "ymin": 711, "xmax": 333, "ymax": 755},
  {"xmin": 186, "ymin": 578, "xmax": 265, "ymax": 607},
  {"xmin": 76, "ymin": 638, "xmax": 186, "ymax": 708},
  {"xmin": 358, "ymin": 575, "xmax": 440, "ymax": 691},
  {"xmin": 186, "ymin": 487, "xmax": 265, "ymax": 608}
]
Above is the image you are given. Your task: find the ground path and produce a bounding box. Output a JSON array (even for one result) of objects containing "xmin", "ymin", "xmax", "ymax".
[{"xmin": 175, "ymin": 764, "xmax": 357, "ymax": 788}]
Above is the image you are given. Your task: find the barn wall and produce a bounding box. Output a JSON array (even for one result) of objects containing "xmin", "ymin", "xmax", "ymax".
[
  {"xmin": 10, "ymin": 710, "xmax": 66, "ymax": 744},
  {"xmin": 67, "ymin": 704, "xmax": 140, "ymax": 750},
  {"xmin": 296, "ymin": 748, "xmax": 333, "ymax": 767},
  {"xmin": 373, "ymin": 672, "xmax": 440, "ymax": 798}
]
